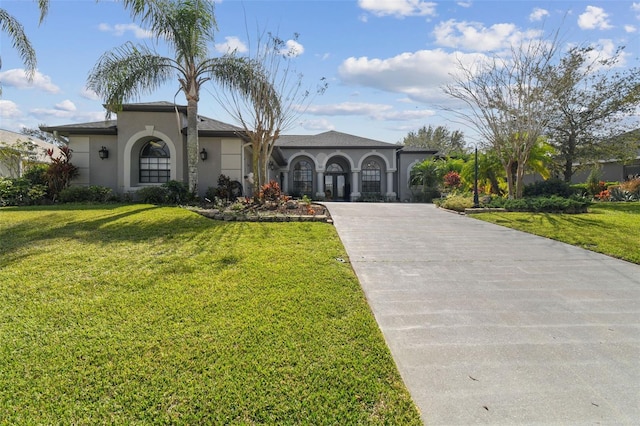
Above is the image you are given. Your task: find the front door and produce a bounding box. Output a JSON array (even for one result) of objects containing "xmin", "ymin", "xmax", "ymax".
[{"xmin": 324, "ymin": 173, "xmax": 348, "ymax": 200}]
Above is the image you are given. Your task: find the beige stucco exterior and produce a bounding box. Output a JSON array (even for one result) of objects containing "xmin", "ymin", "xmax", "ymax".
[{"xmin": 41, "ymin": 102, "xmax": 436, "ymax": 201}]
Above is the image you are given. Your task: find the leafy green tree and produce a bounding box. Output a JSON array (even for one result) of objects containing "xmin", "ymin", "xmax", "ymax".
[
  {"xmin": 87, "ymin": 0, "xmax": 263, "ymax": 194},
  {"xmin": 400, "ymin": 125, "xmax": 466, "ymax": 155},
  {"xmin": 0, "ymin": 0, "xmax": 48, "ymax": 93},
  {"xmin": 544, "ymin": 45, "xmax": 640, "ymax": 182},
  {"xmin": 443, "ymin": 35, "xmax": 560, "ymax": 198}
]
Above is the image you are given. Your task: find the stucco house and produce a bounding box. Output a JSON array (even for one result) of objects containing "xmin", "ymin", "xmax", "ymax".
[
  {"xmin": 41, "ymin": 102, "xmax": 434, "ymax": 201},
  {"xmin": 571, "ymin": 129, "xmax": 640, "ymax": 183}
]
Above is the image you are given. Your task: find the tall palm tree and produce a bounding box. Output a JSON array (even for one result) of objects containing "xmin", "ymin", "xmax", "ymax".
[
  {"xmin": 87, "ymin": 0, "xmax": 259, "ymax": 194},
  {"xmin": 0, "ymin": 0, "xmax": 49, "ymax": 93}
]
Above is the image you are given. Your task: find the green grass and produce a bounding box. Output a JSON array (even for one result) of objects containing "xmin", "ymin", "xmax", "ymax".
[
  {"xmin": 0, "ymin": 204, "xmax": 421, "ymax": 424},
  {"xmin": 472, "ymin": 202, "xmax": 640, "ymax": 265}
]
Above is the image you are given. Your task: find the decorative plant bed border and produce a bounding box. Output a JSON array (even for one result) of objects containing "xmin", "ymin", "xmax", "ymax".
[{"xmin": 188, "ymin": 204, "xmax": 332, "ymax": 223}]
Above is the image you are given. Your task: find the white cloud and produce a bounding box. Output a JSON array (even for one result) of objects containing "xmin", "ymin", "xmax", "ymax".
[
  {"xmin": 281, "ymin": 39, "xmax": 304, "ymax": 57},
  {"xmin": 55, "ymin": 100, "xmax": 76, "ymax": 112},
  {"xmin": 30, "ymin": 105, "xmax": 104, "ymax": 122},
  {"xmin": 305, "ymin": 102, "xmax": 393, "ymax": 116},
  {"xmin": 529, "ymin": 7, "xmax": 549, "ymax": 22},
  {"xmin": 338, "ymin": 49, "xmax": 488, "ymax": 104},
  {"xmin": 304, "ymin": 102, "xmax": 434, "ymax": 122},
  {"xmin": 632, "ymin": 3, "xmax": 640, "ymax": 17},
  {"xmin": 299, "ymin": 118, "xmax": 335, "ymax": 132},
  {"xmin": 358, "ymin": 0, "xmax": 437, "ymax": 18},
  {"xmin": 624, "ymin": 25, "xmax": 637, "ymax": 33},
  {"xmin": 0, "ymin": 69, "xmax": 60, "ymax": 93},
  {"xmin": 80, "ymin": 87, "xmax": 100, "ymax": 101},
  {"xmin": 433, "ymin": 20, "xmax": 542, "ymax": 52},
  {"xmin": 214, "ymin": 36, "xmax": 248, "ymax": 54},
  {"xmin": 583, "ymin": 39, "xmax": 629, "ymax": 69},
  {"xmin": 457, "ymin": 2, "xmax": 472, "ymax": 8},
  {"xmin": 98, "ymin": 23, "xmax": 153, "ymax": 39},
  {"xmin": 0, "ymin": 100, "xmax": 22, "ymax": 120},
  {"xmin": 578, "ymin": 6, "xmax": 613, "ymax": 30}
]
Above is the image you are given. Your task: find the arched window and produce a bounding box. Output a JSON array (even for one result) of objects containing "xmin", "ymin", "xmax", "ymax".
[
  {"xmin": 362, "ymin": 159, "xmax": 381, "ymax": 194},
  {"xmin": 140, "ymin": 140, "xmax": 170, "ymax": 183},
  {"xmin": 293, "ymin": 160, "xmax": 313, "ymax": 195},
  {"xmin": 326, "ymin": 163, "xmax": 343, "ymax": 173}
]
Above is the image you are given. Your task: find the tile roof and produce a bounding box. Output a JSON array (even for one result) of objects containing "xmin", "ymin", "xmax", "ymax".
[
  {"xmin": 40, "ymin": 120, "xmax": 118, "ymax": 135},
  {"xmin": 0, "ymin": 128, "xmax": 63, "ymax": 163},
  {"xmin": 275, "ymin": 130, "xmax": 395, "ymax": 149}
]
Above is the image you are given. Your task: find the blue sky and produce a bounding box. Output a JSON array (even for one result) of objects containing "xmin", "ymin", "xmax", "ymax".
[{"xmin": 1, "ymin": 0, "xmax": 639, "ymax": 144}]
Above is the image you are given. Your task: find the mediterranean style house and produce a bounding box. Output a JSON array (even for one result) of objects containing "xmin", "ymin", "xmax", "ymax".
[{"xmin": 41, "ymin": 102, "xmax": 436, "ymax": 202}]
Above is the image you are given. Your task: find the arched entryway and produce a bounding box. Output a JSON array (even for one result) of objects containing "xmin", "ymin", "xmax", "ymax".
[{"xmin": 324, "ymin": 157, "xmax": 350, "ymax": 201}]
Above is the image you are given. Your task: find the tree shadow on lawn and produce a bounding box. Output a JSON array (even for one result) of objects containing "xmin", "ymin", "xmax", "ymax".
[
  {"xmin": 536, "ymin": 212, "xmax": 618, "ymax": 231},
  {"xmin": 0, "ymin": 204, "xmax": 251, "ymax": 267}
]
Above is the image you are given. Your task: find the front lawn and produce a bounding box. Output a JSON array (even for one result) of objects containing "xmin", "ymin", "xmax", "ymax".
[
  {"xmin": 471, "ymin": 202, "xmax": 640, "ymax": 265},
  {"xmin": 0, "ymin": 205, "xmax": 421, "ymax": 424}
]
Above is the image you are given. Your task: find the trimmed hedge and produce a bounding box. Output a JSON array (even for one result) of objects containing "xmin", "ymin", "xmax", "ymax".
[
  {"xmin": 58, "ymin": 185, "xmax": 115, "ymax": 203},
  {"xmin": 523, "ymin": 178, "xmax": 573, "ymax": 198},
  {"xmin": 488, "ymin": 195, "xmax": 591, "ymax": 214}
]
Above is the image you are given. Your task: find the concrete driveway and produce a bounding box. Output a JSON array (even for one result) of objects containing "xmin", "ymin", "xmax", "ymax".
[{"xmin": 325, "ymin": 202, "xmax": 640, "ymax": 425}]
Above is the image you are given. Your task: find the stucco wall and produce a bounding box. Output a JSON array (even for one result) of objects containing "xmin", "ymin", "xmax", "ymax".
[
  {"xmin": 117, "ymin": 110, "xmax": 186, "ymax": 192},
  {"xmin": 88, "ymin": 135, "xmax": 118, "ymax": 190},
  {"xmin": 277, "ymin": 146, "xmax": 397, "ymax": 200}
]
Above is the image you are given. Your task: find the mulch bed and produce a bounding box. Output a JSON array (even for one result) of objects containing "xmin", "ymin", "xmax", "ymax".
[{"xmin": 189, "ymin": 203, "xmax": 332, "ymax": 223}]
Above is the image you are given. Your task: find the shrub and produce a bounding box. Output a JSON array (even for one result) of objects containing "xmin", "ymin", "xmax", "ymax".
[
  {"xmin": 23, "ymin": 164, "xmax": 49, "ymax": 187},
  {"xmin": 162, "ymin": 180, "xmax": 191, "ymax": 204},
  {"xmin": 259, "ymin": 180, "xmax": 281, "ymax": 202},
  {"xmin": 443, "ymin": 171, "xmax": 462, "ymax": 190},
  {"xmin": 619, "ymin": 178, "xmax": 640, "ymax": 196},
  {"xmin": 357, "ymin": 193, "xmax": 395, "ymax": 202},
  {"xmin": 570, "ymin": 183, "xmax": 588, "ymax": 196},
  {"xmin": 493, "ymin": 195, "xmax": 591, "ymax": 214},
  {"xmin": 210, "ymin": 174, "xmax": 232, "ymax": 200},
  {"xmin": 595, "ymin": 189, "xmax": 611, "ymax": 201},
  {"xmin": 608, "ymin": 187, "xmax": 638, "ymax": 202},
  {"xmin": 136, "ymin": 186, "xmax": 169, "ymax": 204},
  {"xmin": 524, "ymin": 178, "xmax": 573, "ymax": 198},
  {"xmin": 586, "ymin": 168, "xmax": 604, "ymax": 197},
  {"xmin": 58, "ymin": 185, "xmax": 115, "ymax": 203},
  {"xmin": 0, "ymin": 177, "xmax": 47, "ymax": 206},
  {"xmin": 437, "ymin": 194, "xmax": 474, "ymax": 212},
  {"xmin": 58, "ymin": 186, "xmax": 93, "ymax": 203},
  {"xmin": 412, "ymin": 187, "xmax": 440, "ymax": 203},
  {"xmin": 45, "ymin": 145, "xmax": 79, "ymax": 200}
]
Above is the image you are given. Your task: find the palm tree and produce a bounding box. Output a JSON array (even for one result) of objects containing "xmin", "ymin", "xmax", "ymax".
[
  {"xmin": 0, "ymin": 0, "xmax": 49, "ymax": 93},
  {"xmin": 87, "ymin": 0, "xmax": 260, "ymax": 194}
]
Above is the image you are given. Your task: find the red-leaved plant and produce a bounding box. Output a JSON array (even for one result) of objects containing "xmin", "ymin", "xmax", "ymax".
[
  {"xmin": 46, "ymin": 145, "xmax": 79, "ymax": 200},
  {"xmin": 259, "ymin": 180, "xmax": 282, "ymax": 203},
  {"xmin": 443, "ymin": 171, "xmax": 461, "ymax": 189}
]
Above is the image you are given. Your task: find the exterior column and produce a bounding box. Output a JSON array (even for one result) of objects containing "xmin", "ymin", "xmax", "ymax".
[
  {"xmin": 350, "ymin": 170, "xmax": 360, "ymax": 201},
  {"xmin": 316, "ymin": 171, "xmax": 324, "ymax": 198},
  {"xmin": 386, "ymin": 170, "xmax": 396, "ymax": 199},
  {"xmin": 282, "ymin": 171, "xmax": 289, "ymax": 193}
]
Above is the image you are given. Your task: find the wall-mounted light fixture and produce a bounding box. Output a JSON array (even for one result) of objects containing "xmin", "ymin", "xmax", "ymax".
[
  {"xmin": 200, "ymin": 148, "xmax": 208, "ymax": 161},
  {"xmin": 268, "ymin": 160, "xmax": 275, "ymax": 170},
  {"xmin": 98, "ymin": 146, "xmax": 109, "ymax": 160}
]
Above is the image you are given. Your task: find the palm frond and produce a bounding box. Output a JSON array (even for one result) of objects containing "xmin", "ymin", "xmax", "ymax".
[
  {"xmin": 86, "ymin": 42, "xmax": 176, "ymax": 117},
  {"xmin": 0, "ymin": 8, "xmax": 37, "ymax": 75},
  {"xmin": 36, "ymin": 0, "xmax": 49, "ymax": 24}
]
